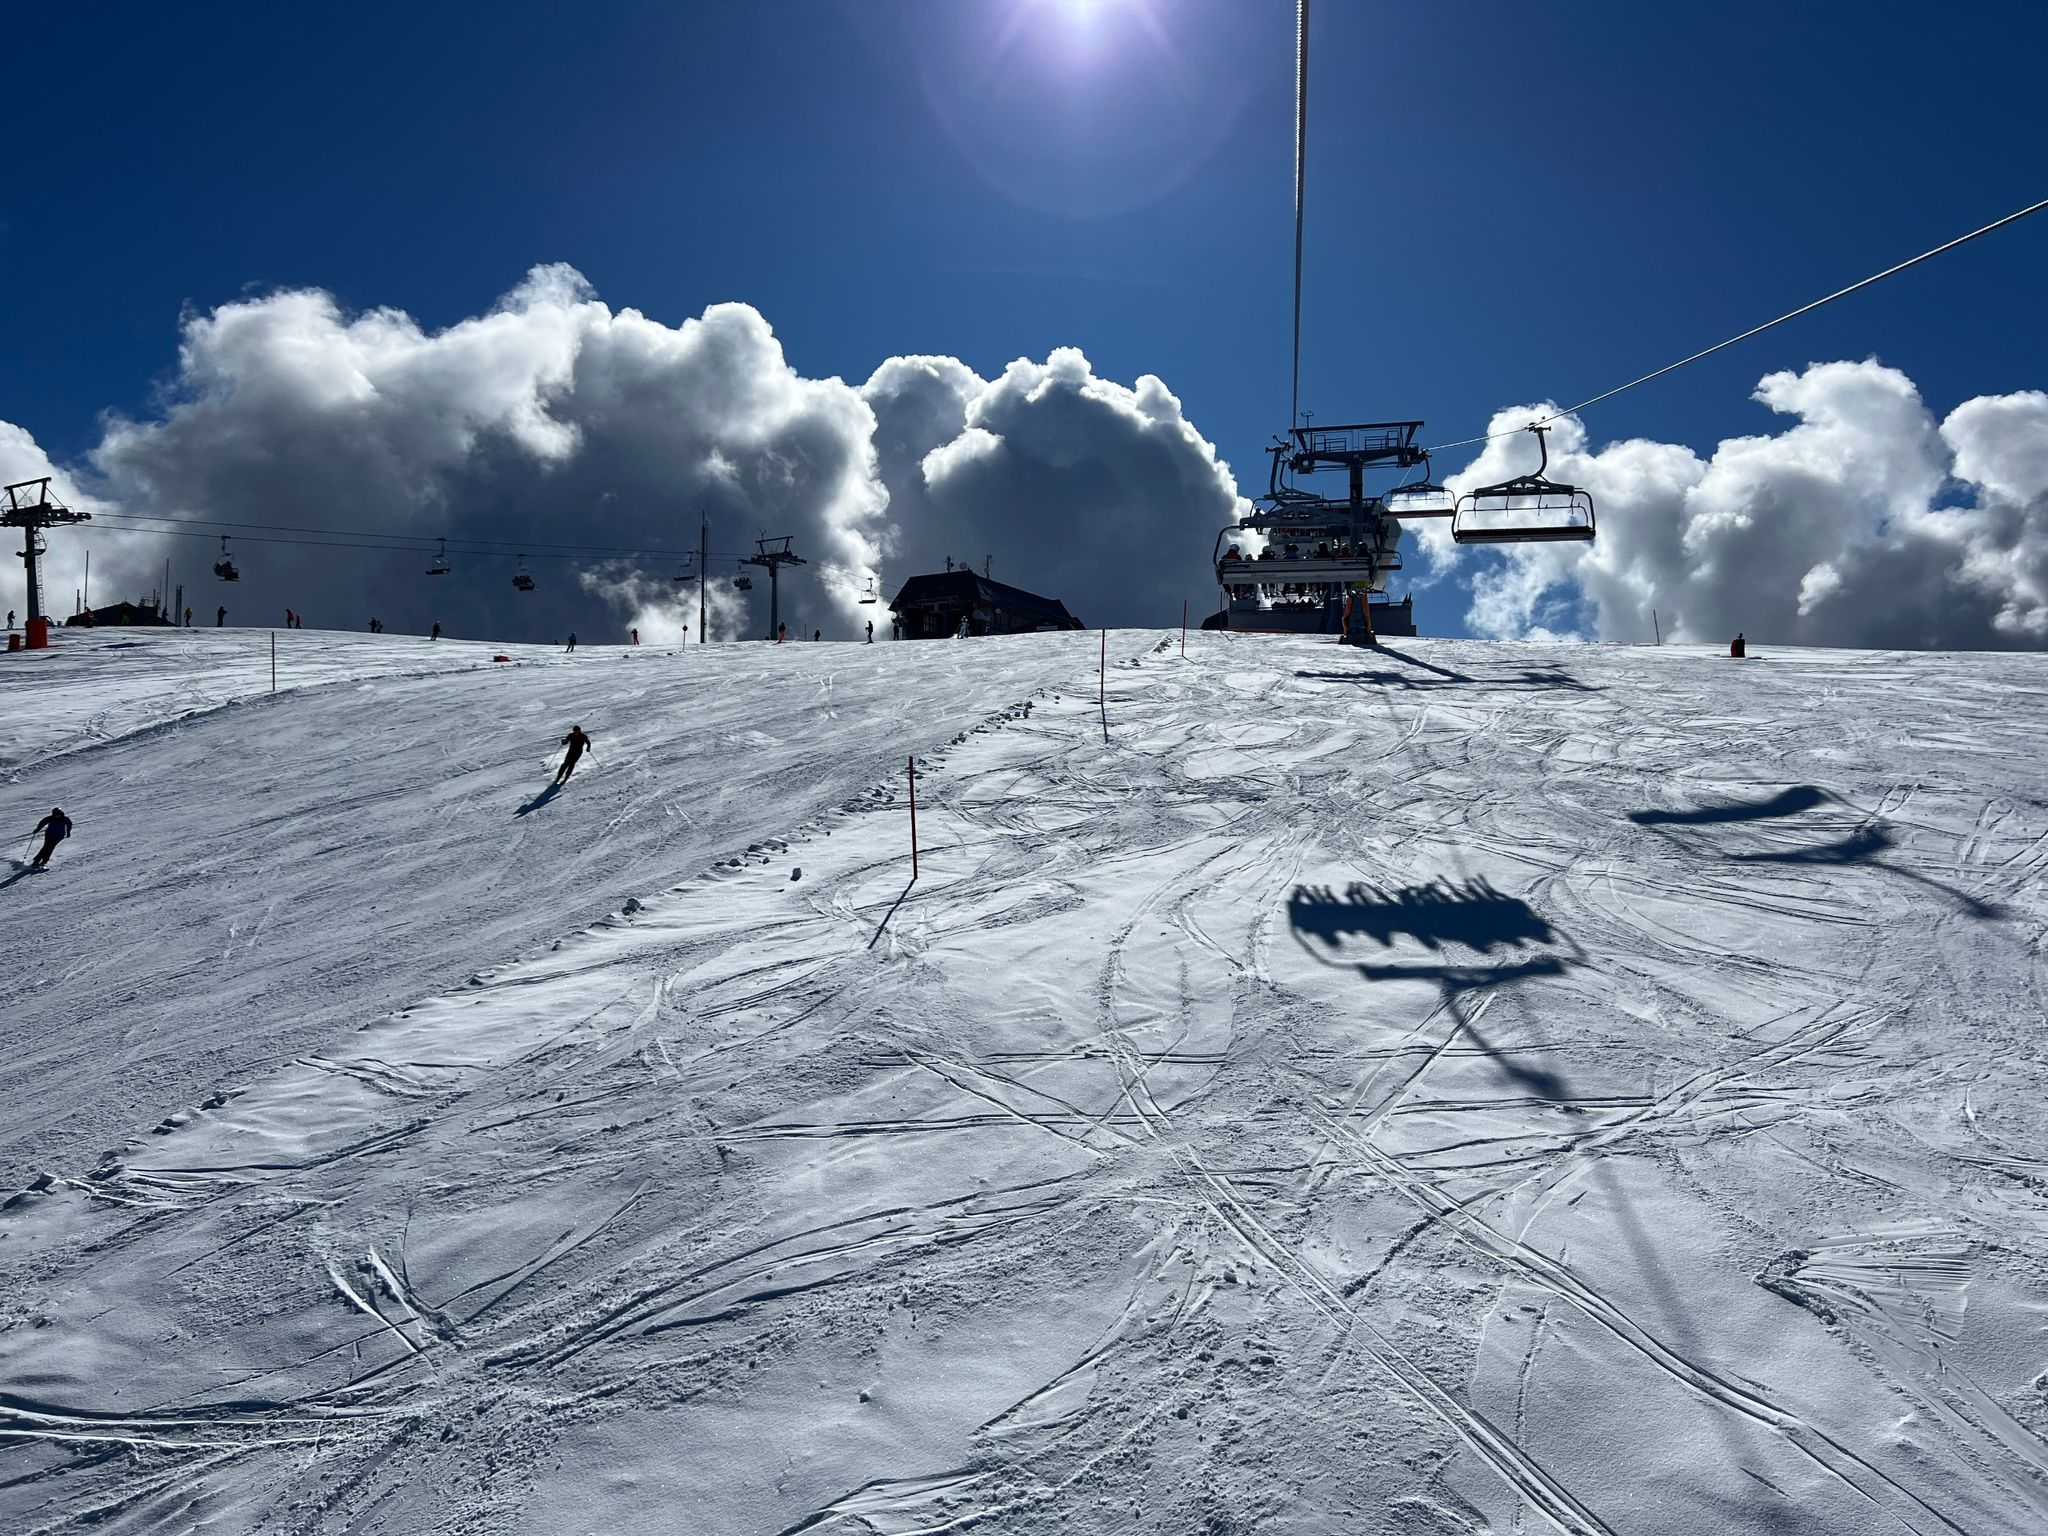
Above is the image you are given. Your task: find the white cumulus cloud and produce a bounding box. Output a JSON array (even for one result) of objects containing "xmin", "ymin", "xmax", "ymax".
[
  {"xmin": 1424, "ymin": 360, "xmax": 2048, "ymax": 650},
  {"xmin": 2, "ymin": 272, "xmax": 2041, "ymax": 656},
  {"xmin": 3, "ymin": 269, "xmax": 1248, "ymax": 643}
]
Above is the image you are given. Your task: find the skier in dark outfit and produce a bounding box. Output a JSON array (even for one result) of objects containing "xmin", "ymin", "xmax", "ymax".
[
  {"xmin": 28, "ymin": 807, "xmax": 72, "ymax": 869},
  {"xmin": 555, "ymin": 726, "xmax": 592, "ymax": 785}
]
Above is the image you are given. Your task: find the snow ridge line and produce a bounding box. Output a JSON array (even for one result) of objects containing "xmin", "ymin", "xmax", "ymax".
[{"xmin": 3, "ymin": 645, "xmax": 539, "ymax": 776}]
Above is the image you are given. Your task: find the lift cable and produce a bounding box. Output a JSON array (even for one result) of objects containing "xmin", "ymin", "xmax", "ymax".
[
  {"xmin": 1423, "ymin": 192, "xmax": 2048, "ymax": 455},
  {"xmin": 1288, "ymin": 0, "xmax": 1310, "ymax": 430},
  {"xmin": 87, "ymin": 510, "xmax": 762, "ymax": 564}
]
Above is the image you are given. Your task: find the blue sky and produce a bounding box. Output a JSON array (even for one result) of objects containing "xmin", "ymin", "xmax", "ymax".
[{"xmin": 5, "ymin": 0, "xmax": 2046, "ymax": 637}]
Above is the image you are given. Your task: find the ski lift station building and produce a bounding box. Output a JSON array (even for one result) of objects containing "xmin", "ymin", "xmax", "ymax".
[{"xmin": 890, "ymin": 571, "xmax": 1084, "ymax": 639}]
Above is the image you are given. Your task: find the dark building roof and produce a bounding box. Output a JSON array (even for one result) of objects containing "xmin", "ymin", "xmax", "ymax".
[
  {"xmin": 890, "ymin": 571, "xmax": 1083, "ymax": 630},
  {"xmin": 64, "ymin": 600, "xmax": 171, "ymax": 628}
]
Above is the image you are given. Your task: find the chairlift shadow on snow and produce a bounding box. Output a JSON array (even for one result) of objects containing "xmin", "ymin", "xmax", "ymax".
[
  {"xmin": 1627, "ymin": 787, "xmax": 2004, "ymax": 918},
  {"xmin": 1287, "ymin": 881, "xmax": 1577, "ymax": 1102},
  {"xmin": 1288, "ymin": 878, "xmax": 1557, "ymax": 953},
  {"xmin": 1732, "ymin": 822, "xmax": 2006, "ymax": 919},
  {"xmin": 1628, "ymin": 785, "xmax": 1829, "ymax": 826},
  {"xmin": 1293, "ymin": 663, "xmax": 1597, "ymax": 693}
]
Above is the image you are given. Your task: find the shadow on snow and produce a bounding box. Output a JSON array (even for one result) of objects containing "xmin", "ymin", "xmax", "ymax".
[
  {"xmin": 1287, "ymin": 878, "xmax": 1556, "ymax": 954},
  {"xmin": 1628, "ymin": 785, "xmax": 1829, "ymax": 826},
  {"xmin": 514, "ymin": 783, "xmax": 563, "ymax": 818},
  {"xmin": 1626, "ymin": 787, "xmax": 2003, "ymax": 918},
  {"xmin": 1286, "ymin": 880, "xmax": 1575, "ymax": 1101}
]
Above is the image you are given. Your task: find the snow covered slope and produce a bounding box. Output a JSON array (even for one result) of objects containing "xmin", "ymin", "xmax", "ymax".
[
  {"xmin": 0, "ymin": 629, "xmax": 1106, "ymax": 1186},
  {"xmin": 3, "ymin": 630, "xmax": 2047, "ymax": 1535}
]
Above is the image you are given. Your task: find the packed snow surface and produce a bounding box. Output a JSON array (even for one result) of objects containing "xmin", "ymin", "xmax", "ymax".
[{"xmin": 3, "ymin": 627, "xmax": 2047, "ymax": 1535}]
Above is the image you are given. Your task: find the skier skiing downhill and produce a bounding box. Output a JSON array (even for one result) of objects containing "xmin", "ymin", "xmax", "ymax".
[
  {"xmin": 555, "ymin": 726, "xmax": 593, "ymax": 786},
  {"xmin": 27, "ymin": 807, "xmax": 72, "ymax": 870}
]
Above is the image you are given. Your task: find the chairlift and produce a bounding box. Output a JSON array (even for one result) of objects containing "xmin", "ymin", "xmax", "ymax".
[
  {"xmin": 1451, "ymin": 425, "xmax": 1595, "ymax": 545},
  {"xmin": 857, "ymin": 576, "xmax": 879, "ymax": 605},
  {"xmin": 426, "ymin": 538, "xmax": 451, "ymax": 576},
  {"xmin": 673, "ymin": 556, "xmax": 697, "ymax": 585},
  {"xmin": 511, "ymin": 556, "xmax": 536, "ymax": 593},
  {"xmin": 1384, "ymin": 457, "xmax": 1455, "ymax": 520},
  {"xmin": 733, "ymin": 571, "xmax": 753, "ymax": 592},
  {"xmin": 213, "ymin": 536, "xmax": 240, "ymax": 582}
]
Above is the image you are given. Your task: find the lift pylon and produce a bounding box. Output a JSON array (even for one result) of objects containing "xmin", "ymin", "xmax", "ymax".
[
  {"xmin": 2, "ymin": 479, "xmax": 90, "ymax": 627},
  {"xmin": 740, "ymin": 536, "xmax": 807, "ymax": 639}
]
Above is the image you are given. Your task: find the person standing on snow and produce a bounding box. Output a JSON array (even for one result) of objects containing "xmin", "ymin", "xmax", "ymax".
[
  {"xmin": 565, "ymin": 632, "xmax": 577, "ymax": 652},
  {"xmin": 555, "ymin": 725, "xmax": 592, "ymax": 785},
  {"xmin": 431, "ymin": 621, "xmax": 441, "ymax": 640},
  {"xmin": 777, "ymin": 623, "xmax": 787, "ymax": 644},
  {"xmin": 216, "ymin": 606, "xmax": 227, "ymax": 627},
  {"xmin": 27, "ymin": 807, "xmax": 72, "ymax": 870},
  {"xmin": 865, "ymin": 620, "xmax": 873, "ymax": 644}
]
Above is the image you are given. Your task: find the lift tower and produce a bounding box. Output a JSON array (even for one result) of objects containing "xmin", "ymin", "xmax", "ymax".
[
  {"xmin": 3, "ymin": 478, "xmax": 90, "ymax": 627},
  {"xmin": 741, "ymin": 536, "xmax": 806, "ymax": 640}
]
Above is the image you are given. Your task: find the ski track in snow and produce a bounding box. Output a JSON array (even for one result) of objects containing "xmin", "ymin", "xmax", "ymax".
[{"xmin": 3, "ymin": 629, "xmax": 2048, "ymax": 1534}]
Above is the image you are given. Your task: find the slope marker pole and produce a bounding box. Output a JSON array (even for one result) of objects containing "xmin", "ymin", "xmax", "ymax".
[
  {"xmin": 1181, "ymin": 600, "xmax": 1187, "ymax": 656},
  {"xmin": 907, "ymin": 755, "xmax": 919, "ymax": 881},
  {"xmin": 270, "ymin": 631, "xmax": 276, "ymax": 693}
]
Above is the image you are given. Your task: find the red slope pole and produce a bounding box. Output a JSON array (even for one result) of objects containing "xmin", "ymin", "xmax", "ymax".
[{"xmin": 908, "ymin": 755, "xmax": 919, "ymax": 880}]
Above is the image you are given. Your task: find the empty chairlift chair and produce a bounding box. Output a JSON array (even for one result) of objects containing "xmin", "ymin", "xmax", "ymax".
[
  {"xmin": 1452, "ymin": 424, "xmax": 1594, "ymax": 544},
  {"xmin": 426, "ymin": 538, "xmax": 451, "ymax": 576},
  {"xmin": 213, "ymin": 536, "xmax": 240, "ymax": 582},
  {"xmin": 1383, "ymin": 457, "xmax": 1456, "ymax": 520},
  {"xmin": 511, "ymin": 557, "xmax": 536, "ymax": 593}
]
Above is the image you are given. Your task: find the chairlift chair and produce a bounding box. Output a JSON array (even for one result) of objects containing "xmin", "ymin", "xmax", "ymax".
[
  {"xmin": 213, "ymin": 536, "xmax": 240, "ymax": 582},
  {"xmin": 857, "ymin": 576, "xmax": 879, "ymax": 605},
  {"xmin": 1384, "ymin": 457, "xmax": 1456, "ymax": 520},
  {"xmin": 673, "ymin": 556, "xmax": 697, "ymax": 585},
  {"xmin": 1451, "ymin": 425, "xmax": 1595, "ymax": 545},
  {"xmin": 426, "ymin": 538, "xmax": 451, "ymax": 576},
  {"xmin": 511, "ymin": 557, "xmax": 536, "ymax": 593},
  {"xmin": 733, "ymin": 571, "xmax": 753, "ymax": 592}
]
